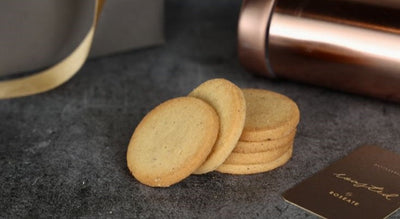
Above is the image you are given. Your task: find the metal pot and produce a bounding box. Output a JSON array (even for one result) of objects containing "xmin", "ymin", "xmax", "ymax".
[{"xmin": 238, "ymin": 0, "xmax": 400, "ymax": 102}]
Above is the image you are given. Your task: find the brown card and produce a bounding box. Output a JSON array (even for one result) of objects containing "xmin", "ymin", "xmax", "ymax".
[{"xmin": 283, "ymin": 145, "xmax": 400, "ymax": 219}]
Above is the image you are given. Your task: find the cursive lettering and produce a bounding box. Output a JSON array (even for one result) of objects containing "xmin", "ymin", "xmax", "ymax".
[{"xmin": 333, "ymin": 173, "xmax": 399, "ymax": 201}]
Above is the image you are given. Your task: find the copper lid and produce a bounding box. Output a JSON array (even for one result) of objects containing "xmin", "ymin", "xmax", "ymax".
[{"xmin": 238, "ymin": 0, "xmax": 276, "ymax": 78}]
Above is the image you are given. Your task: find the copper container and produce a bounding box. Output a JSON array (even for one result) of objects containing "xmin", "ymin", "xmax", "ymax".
[{"xmin": 238, "ymin": 0, "xmax": 400, "ymax": 102}]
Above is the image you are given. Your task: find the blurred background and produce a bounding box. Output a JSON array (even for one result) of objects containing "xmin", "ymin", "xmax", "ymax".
[{"xmin": 1, "ymin": 0, "xmax": 399, "ymax": 218}]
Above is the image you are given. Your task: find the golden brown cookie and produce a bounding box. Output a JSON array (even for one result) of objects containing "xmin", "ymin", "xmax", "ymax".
[
  {"xmin": 234, "ymin": 129, "xmax": 296, "ymax": 153},
  {"xmin": 188, "ymin": 78, "xmax": 246, "ymax": 174},
  {"xmin": 240, "ymin": 89, "xmax": 300, "ymax": 142},
  {"xmin": 224, "ymin": 139, "xmax": 293, "ymax": 165},
  {"xmin": 216, "ymin": 147, "xmax": 293, "ymax": 175},
  {"xmin": 126, "ymin": 97, "xmax": 219, "ymax": 187}
]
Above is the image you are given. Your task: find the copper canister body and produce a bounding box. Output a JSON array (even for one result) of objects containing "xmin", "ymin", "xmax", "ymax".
[{"xmin": 239, "ymin": 0, "xmax": 400, "ymax": 102}]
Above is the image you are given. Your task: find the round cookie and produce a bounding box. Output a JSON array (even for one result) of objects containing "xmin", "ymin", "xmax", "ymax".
[
  {"xmin": 216, "ymin": 147, "xmax": 293, "ymax": 175},
  {"xmin": 240, "ymin": 89, "xmax": 300, "ymax": 142},
  {"xmin": 224, "ymin": 139, "xmax": 293, "ymax": 165},
  {"xmin": 189, "ymin": 78, "xmax": 246, "ymax": 174},
  {"xmin": 234, "ymin": 129, "xmax": 296, "ymax": 153},
  {"xmin": 127, "ymin": 97, "xmax": 219, "ymax": 187}
]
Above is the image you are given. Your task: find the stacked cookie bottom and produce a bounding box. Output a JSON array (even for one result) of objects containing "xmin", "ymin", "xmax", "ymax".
[
  {"xmin": 217, "ymin": 130, "xmax": 297, "ymax": 174},
  {"xmin": 217, "ymin": 89, "xmax": 299, "ymax": 174}
]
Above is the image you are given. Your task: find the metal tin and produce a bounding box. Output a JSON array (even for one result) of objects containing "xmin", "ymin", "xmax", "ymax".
[{"xmin": 238, "ymin": 0, "xmax": 400, "ymax": 102}]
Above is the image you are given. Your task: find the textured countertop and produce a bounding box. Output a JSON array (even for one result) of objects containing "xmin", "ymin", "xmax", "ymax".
[{"xmin": 1, "ymin": 0, "xmax": 400, "ymax": 218}]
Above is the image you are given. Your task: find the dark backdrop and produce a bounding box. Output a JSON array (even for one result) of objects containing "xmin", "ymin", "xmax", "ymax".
[{"xmin": 1, "ymin": 0, "xmax": 399, "ymax": 218}]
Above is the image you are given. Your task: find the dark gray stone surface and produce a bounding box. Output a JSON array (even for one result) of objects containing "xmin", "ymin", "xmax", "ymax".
[{"xmin": 1, "ymin": 0, "xmax": 400, "ymax": 218}]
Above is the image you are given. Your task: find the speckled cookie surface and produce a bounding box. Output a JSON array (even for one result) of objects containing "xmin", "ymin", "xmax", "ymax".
[
  {"xmin": 224, "ymin": 140, "xmax": 293, "ymax": 165},
  {"xmin": 126, "ymin": 97, "xmax": 219, "ymax": 187},
  {"xmin": 240, "ymin": 89, "xmax": 300, "ymax": 142},
  {"xmin": 188, "ymin": 79, "xmax": 246, "ymax": 174},
  {"xmin": 216, "ymin": 147, "xmax": 293, "ymax": 175},
  {"xmin": 234, "ymin": 129, "xmax": 296, "ymax": 153}
]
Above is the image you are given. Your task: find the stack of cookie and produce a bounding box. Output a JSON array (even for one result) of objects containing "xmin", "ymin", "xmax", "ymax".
[
  {"xmin": 126, "ymin": 79, "xmax": 300, "ymax": 187},
  {"xmin": 216, "ymin": 89, "xmax": 300, "ymax": 175}
]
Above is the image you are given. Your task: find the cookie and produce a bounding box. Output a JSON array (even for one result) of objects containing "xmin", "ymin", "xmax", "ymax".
[
  {"xmin": 216, "ymin": 147, "xmax": 293, "ymax": 175},
  {"xmin": 224, "ymin": 139, "xmax": 293, "ymax": 165},
  {"xmin": 189, "ymin": 78, "xmax": 246, "ymax": 174},
  {"xmin": 127, "ymin": 97, "xmax": 219, "ymax": 187},
  {"xmin": 240, "ymin": 89, "xmax": 300, "ymax": 142},
  {"xmin": 233, "ymin": 129, "xmax": 296, "ymax": 153}
]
